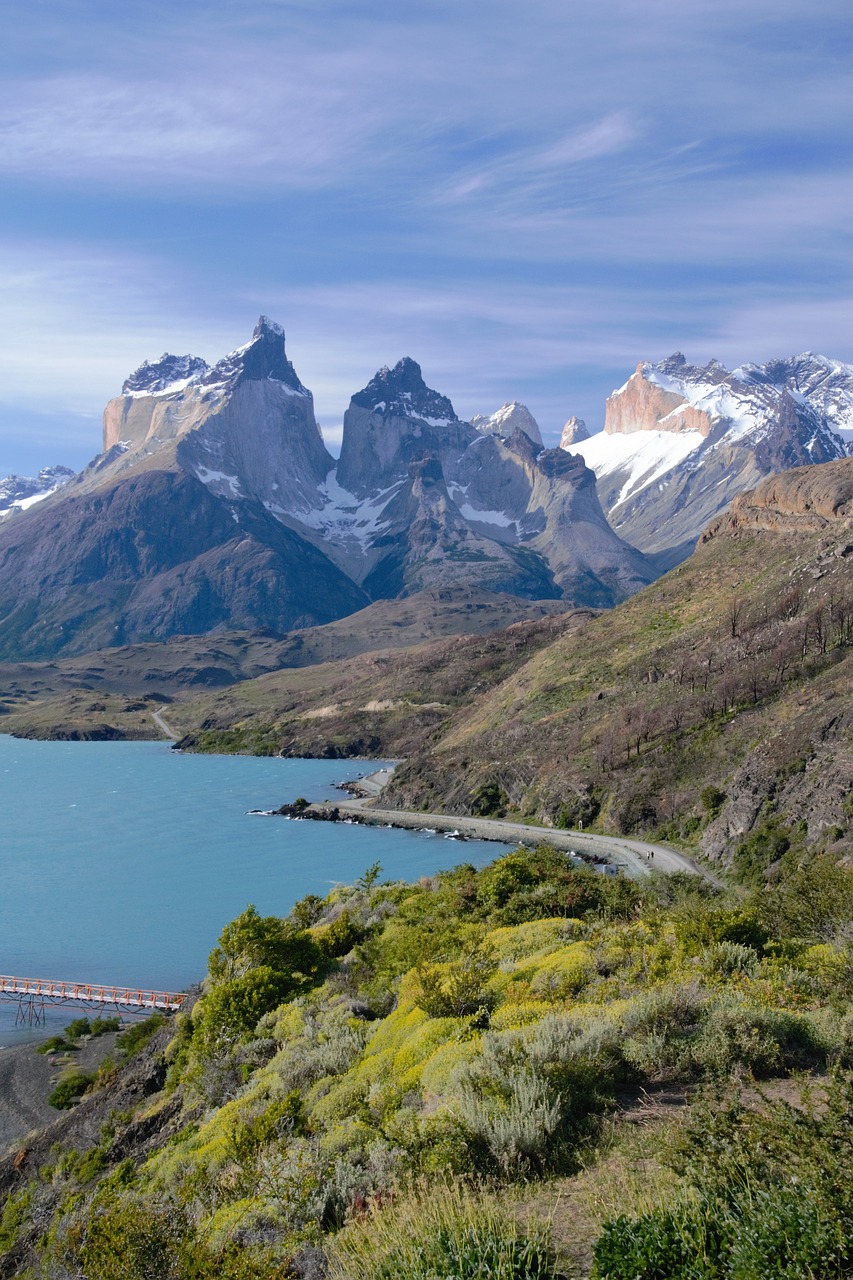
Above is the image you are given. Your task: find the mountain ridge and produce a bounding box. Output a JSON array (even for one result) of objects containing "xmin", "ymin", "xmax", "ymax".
[
  {"xmin": 0, "ymin": 320, "xmax": 655, "ymax": 657},
  {"xmin": 570, "ymin": 350, "xmax": 852, "ymax": 567}
]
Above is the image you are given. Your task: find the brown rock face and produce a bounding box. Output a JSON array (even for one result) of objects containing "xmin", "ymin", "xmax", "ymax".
[
  {"xmin": 604, "ymin": 363, "xmax": 712, "ymax": 436},
  {"xmin": 702, "ymin": 456, "xmax": 853, "ymax": 541}
]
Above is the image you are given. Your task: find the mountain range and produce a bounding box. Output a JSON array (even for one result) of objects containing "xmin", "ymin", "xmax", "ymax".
[
  {"xmin": 2, "ymin": 320, "xmax": 853, "ymax": 662},
  {"xmin": 0, "ymin": 318, "xmax": 652, "ymax": 659}
]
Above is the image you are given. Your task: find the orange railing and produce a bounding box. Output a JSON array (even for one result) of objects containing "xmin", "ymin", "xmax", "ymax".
[{"xmin": 0, "ymin": 975, "xmax": 185, "ymax": 1010}]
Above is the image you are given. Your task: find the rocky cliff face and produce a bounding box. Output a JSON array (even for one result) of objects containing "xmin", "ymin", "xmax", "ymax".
[
  {"xmin": 100, "ymin": 316, "xmax": 333, "ymax": 517},
  {"xmin": 702, "ymin": 456, "xmax": 853, "ymax": 540},
  {"xmin": 570, "ymin": 351, "xmax": 851, "ymax": 567},
  {"xmin": 605, "ymin": 360, "xmax": 714, "ymax": 436}
]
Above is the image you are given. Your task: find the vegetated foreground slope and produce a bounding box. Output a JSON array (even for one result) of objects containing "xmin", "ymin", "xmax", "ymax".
[
  {"xmin": 181, "ymin": 458, "xmax": 853, "ymax": 873},
  {"xmin": 2, "ymin": 846, "xmax": 851, "ymax": 1279}
]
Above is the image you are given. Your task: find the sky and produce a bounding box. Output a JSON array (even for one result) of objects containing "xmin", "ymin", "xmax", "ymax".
[{"xmin": 1, "ymin": 0, "xmax": 852, "ymax": 474}]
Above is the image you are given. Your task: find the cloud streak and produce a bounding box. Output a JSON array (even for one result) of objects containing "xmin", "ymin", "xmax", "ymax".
[{"xmin": 1, "ymin": 0, "xmax": 852, "ymax": 472}]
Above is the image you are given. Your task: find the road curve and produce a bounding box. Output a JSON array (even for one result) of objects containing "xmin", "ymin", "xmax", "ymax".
[
  {"xmin": 322, "ymin": 790, "xmax": 722, "ymax": 885},
  {"xmin": 150, "ymin": 707, "xmax": 178, "ymax": 741}
]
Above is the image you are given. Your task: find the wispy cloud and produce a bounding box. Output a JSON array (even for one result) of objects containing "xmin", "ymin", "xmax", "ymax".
[
  {"xmin": 446, "ymin": 113, "xmax": 639, "ymax": 201},
  {"xmin": 0, "ymin": 65, "xmax": 384, "ymax": 190},
  {"xmin": 2, "ymin": 0, "xmax": 853, "ymax": 472}
]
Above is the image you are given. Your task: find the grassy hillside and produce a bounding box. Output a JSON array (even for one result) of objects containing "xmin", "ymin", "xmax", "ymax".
[
  {"xmin": 169, "ymin": 611, "xmax": 591, "ymax": 759},
  {"xmin": 2, "ymin": 846, "xmax": 851, "ymax": 1278}
]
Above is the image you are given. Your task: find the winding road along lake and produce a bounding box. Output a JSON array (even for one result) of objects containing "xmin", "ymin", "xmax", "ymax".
[{"xmin": 0, "ymin": 737, "xmax": 509, "ymax": 1045}]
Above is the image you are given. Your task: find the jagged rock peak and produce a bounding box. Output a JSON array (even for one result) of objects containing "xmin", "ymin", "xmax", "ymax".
[
  {"xmin": 560, "ymin": 416, "xmax": 590, "ymax": 447},
  {"xmin": 351, "ymin": 358, "xmax": 458, "ymax": 424},
  {"xmin": 198, "ymin": 315, "xmax": 307, "ymax": 395},
  {"xmin": 471, "ymin": 402, "xmax": 543, "ymax": 447},
  {"xmin": 122, "ymin": 353, "xmax": 209, "ymax": 396},
  {"xmin": 253, "ymin": 315, "xmax": 285, "ymax": 339}
]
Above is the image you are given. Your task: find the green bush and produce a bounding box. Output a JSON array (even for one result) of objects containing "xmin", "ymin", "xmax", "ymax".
[
  {"xmin": 64, "ymin": 1017, "xmax": 92, "ymax": 1040},
  {"xmin": 115, "ymin": 1012, "xmax": 165, "ymax": 1059},
  {"xmin": 48, "ymin": 1069, "xmax": 97, "ymax": 1110},
  {"xmin": 470, "ymin": 782, "xmax": 509, "ymax": 818},
  {"xmin": 592, "ymin": 1206, "xmax": 720, "ymax": 1280},
  {"xmin": 208, "ymin": 904, "xmax": 320, "ymax": 984},
  {"xmin": 593, "ymin": 1072, "xmax": 853, "ymax": 1279},
  {"xmin": 196, "ymin": 967, "xmax": 294, "ymax": 1052},
  {"xmin": 90, "ymin": 1015, "xmax": 121, "ymax": 1036},
  {"xmin": 37, "ymin": 1035, "xmax": 72, "ymax": 1055},
  {"xmin": 413, "ymin": 941, "xmax": 496, "ymax": 1019}
]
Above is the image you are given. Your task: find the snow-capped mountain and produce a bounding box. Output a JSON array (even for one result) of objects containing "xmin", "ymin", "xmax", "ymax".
[
  {"xmin": 0, "ymin": 465, "xmax": 74, "ymax": 519},
  {"xmin": 0, "ymin": 321, "xmax": 655, "ymax": 659},
  {"xmin": 470, "ymin": 401, "xmax": 544, "ymax": 447},
  {"xmin": 567, "ymin": 352, "xmax": 851, "ymax": 566}
]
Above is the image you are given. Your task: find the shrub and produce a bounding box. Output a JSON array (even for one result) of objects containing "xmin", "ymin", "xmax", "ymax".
[
  {"xmin": 477, "ymin": 853, "xmax": 538, "ymax": 910},
  {"xmin": 327, "ymin": 1181, "xmax": 561, "ymax": 1279},
  {"xmin": 196, "ymin": 968, "xmax": 295, "ymax": 1052},
  {"xmin": 593, "ymin": 1072, "xmax": 853, "ymax": 1279},
  {"xmin": 115, "ymin": 1012, "xmax": 165, "ymax": 1059},
  {"xmin": 64, "ymin": 1017, "xmax": 92, "ymax": 1040},
  {"xmin": 37, "ymin": 1035, "xmax": 72, "ymax": 1055},
  {"xmin": 48, "ymin": 1069, "xmax": 97, "ymax": 1109},
  {"xmin": 208, "ymin": 905, "xmax": 320, "ymax": 985},
  {"xmin": 413, "ymin": 941, "xmax": 496, "ymax": 1020},
  {"xmin": 470, "ymin": 782, "xmax": 509, "ymax": 818},
  {"xmin": 90, "ymin": 1015, "xmax": 121, "ymax": 1036}
]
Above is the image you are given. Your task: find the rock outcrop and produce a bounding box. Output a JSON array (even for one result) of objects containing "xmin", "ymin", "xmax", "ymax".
[{"xmin": 702, "ymin": 456, "xmax": 853, "ymax": 540}]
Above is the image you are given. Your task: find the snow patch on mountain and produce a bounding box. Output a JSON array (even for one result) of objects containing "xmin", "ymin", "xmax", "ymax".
[
  {"xmin": 570, "ymin": 429, "xmax": 705, "ymax": 505},
  {"xmin": 0, "ymin": 465, "xmax": 74, "ymax": 518},
  {"xmin": 447, "ymin": 482, "xmax": 517, "ymax": 529},
  {"xmin": 296, "ymin": 471, "xmax": 404, "ymax": 552}
]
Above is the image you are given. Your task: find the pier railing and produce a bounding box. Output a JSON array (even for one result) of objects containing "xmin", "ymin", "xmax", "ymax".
[{"xmin": 0, "ymin": 974, "xmax": 185, "ymax": 1012}]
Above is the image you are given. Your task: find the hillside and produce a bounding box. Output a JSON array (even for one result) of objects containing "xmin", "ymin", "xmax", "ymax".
[
  {"xmin": 174, "ymin": 458, "xmax": 853, "ymax": 873},
  {"xmin": 1, "ymin": 848, "xmax": 851, "ymax": 1279},
  {"xmin": 0, "ymin": 590, "xmax": 567, "ymax": 741}
]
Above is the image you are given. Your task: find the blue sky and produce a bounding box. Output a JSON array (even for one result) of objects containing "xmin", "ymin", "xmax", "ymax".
[{"xmin": 2, "ymin": 0, "xmax": 852, "ymax": 473}]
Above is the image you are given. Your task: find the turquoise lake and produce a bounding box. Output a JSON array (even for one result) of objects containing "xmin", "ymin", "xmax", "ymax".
[{"xmin": 0, "ymin": 737, "xmax": 509, "ymax": 1045}]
